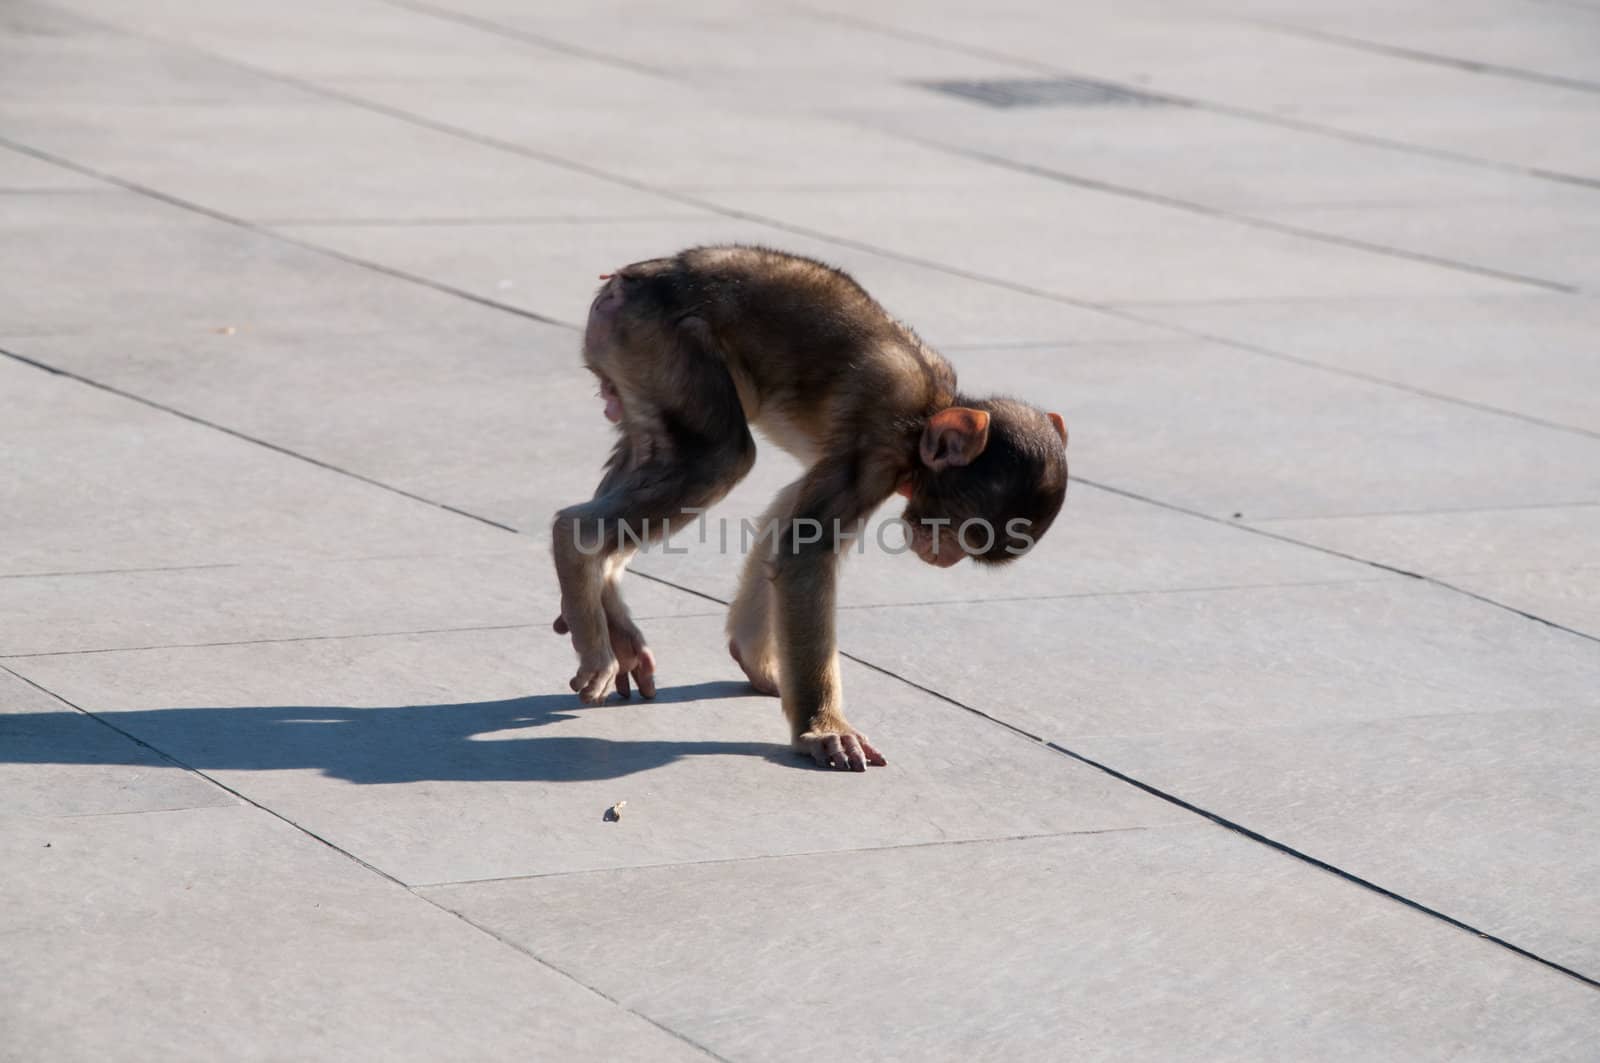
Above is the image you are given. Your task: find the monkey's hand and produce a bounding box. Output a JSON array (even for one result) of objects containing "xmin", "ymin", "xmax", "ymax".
[
  {"xmin": 795, "ymin": 721, "xmax": 887, "ymax": 772},
  {"xmin": 553, "ymin": 613, "xmax": 657, "ymax": 701}
]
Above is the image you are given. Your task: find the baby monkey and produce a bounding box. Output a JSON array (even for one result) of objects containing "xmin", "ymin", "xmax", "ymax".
[{"xmin": 552, "ymin": 246, "xmax": 1068, "ymax": 771}]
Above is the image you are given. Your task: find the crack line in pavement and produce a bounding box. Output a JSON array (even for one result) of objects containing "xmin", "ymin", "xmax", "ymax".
[
  {"xmin": 0, "ymin": 662, "xmax": 731, "ymax": 1062},
  {"xmin": 14, "ymin": 10, "xmax": 1600, "ymax": 445},
  {"xmin": 795, "ymin": 6, "xmax": 1600, "ymax": 192},
  {"xmin": 376, "ymin": 0, "xmax": 677, "ymax": 81},
  {"xmin": 410, "ymin": 828, "xmax": 1152, "ymax": 889},
  {"xmin": 1248, "ymin": 20, "xmax": 1600, "ymax": 96}
]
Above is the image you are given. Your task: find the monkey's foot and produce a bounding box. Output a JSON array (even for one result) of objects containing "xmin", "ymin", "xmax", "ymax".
[
  {"xmin": 728, "ymin": 639, "xmax": 779, "ymax": 696},
  {"xmin": 554, "ymin": 614, "xmax": 657, "ymax": 700},
  {"xmin": 569, "ymin": 652, "xmax": 620, "ymax": 705},
  {"xmin": 795, "ymin": 725, "xmax": 887, "ymax": 772}
]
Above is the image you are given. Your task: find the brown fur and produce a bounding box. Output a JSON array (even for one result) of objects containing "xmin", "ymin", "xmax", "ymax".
[{"xmin": 552, "ymin": 246, "xmax": 1069, "ymax": 770}]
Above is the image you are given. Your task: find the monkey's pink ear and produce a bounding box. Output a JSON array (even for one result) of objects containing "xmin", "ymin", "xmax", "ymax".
[
  {"xmin": 1047, "ymin": 412, "xmax": 1068, "ymax": 446},
  {"xmin": 921, "ymin": 407, "xmax": 991, "ymax": 471}
]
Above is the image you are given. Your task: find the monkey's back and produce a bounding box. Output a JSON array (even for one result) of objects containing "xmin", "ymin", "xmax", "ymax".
[{"xmin": 669, "ymin": 246, "xmax": 957, "ymax": 450}]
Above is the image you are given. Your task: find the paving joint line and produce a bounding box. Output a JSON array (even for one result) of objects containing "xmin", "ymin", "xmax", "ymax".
[
  {"xmin": 0, "ymin": 662, "xmax": 410, "ymax": 888},
  {"xmin": 1247, "ymin": 19, "xmax": 1600, "ymax": 96},
  {"xmin": 819, "ymin": 652, "xmax": 1600, "ymax": 990},
  {"xmin": 1076, "ymin": 477, "xmax": 1600, "ymax": 645},
  {"xmin": 0, "ymin": 341, "xmax": 525, "ymax": 534},
  {"xmin": 0, "ymin": 609, "xmax": 726, "ymax": 660},
  {"xmin": 1251, "ymin": 499, "xmax": 1600, "ymax": 522},
  {"xmin": 377, "ymin": 0, "xmax": 677, "ymax": 81},
  {"xmin": 829, "ymin": 574, "xmax": 1398, "ymax": 612},
  {"xmin": 1133, "ymin": 325, "xmax": 1600, "ymax": 443},
  {"xmin": 1, "ymin": 660, "xmax": 728, "ymax": 1061},
  {"xmin": 415, "ymin": 900, "xmax": 730, "ymax": 1061},
  {"xmin": 869, "ymin": 129, "xmax": 1575, "ymax": 294},
  {"xmin": 795, "ymin": 5, "xmax": 1600, "ymax": 192},
  {"xmin": 1, "ymin": 562, "xmax": 243, "ymax": 581},
  {"xmin": 0, "ymin": 135, "xmax": 578, "ymax": 333}
]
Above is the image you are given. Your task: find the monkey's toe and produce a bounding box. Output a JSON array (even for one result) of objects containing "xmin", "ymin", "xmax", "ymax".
[
  {"xmin": 571, "ymin": 658, "xmax": 620, "ymax": 704},
  {"xmin": 796, "ymin": 729, "xmax": 887, "ymax": 772}
]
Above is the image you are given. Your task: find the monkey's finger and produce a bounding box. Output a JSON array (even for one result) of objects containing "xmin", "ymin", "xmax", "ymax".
[
  {"xmin": 840, "ymin": 734, "xmax": 867, "ymax": 773},
  {"xmin": 820, "ymin": 734, "xmax": 849, "ymax": 770},
  {"xmin": 553, "ymin": 615, "xmax": 570, "ymax": 635},
  {"xmin": 634, "ymin": 647, "xmax": 657, "ymax": 699},
  {"xmin": 856, "ymin": 734, "xmax": 888, "ymax": 767},
  {"xmin": 616, "ymin": 668, "xmax": 632, "ymax": 700}
]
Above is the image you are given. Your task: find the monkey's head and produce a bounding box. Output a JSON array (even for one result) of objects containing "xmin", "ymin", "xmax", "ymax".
[{"xmin": 899, "ymin": 398, "xmax": 1069, "ymax": 567}]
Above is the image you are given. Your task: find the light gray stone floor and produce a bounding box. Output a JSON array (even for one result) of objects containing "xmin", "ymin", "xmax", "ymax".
[{"xmin": 3, "ymin": 0, "xmax": 1598, "ymax": 1058}]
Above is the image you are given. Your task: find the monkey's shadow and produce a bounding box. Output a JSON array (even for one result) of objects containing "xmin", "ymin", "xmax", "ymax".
[{"xmin": 3, "ymin": 681, "xmax": 808, "ymax": 784}]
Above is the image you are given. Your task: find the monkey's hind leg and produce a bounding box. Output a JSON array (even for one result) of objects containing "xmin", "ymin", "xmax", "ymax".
[{"xmin": 552, "ymin": 317, "xmax": 756, "ymax": 704}]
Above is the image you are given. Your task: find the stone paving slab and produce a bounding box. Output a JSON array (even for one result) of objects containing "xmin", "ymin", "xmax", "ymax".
[
  {"xmin": 0, "ymin": 358, "xmax": 513, "ymax": 575},
  {"xmin": 1074, "ymin": 708, "xmax": 1600, "ymax": 976},
  {"xmin": 670, "ymin": 181, "xmax": 1530, "ymax": 303},
  {"xmin": 840, "ymin": 108, "xmax": 1591, "ymax": 289},
  {"xmin": 838, "ymin": 580, "xmax": 1600, "ymax": 739},
  {"xmin": 0, "ymin": 146, "xmax": 98, "ymax": 189},
  {"xmin": 1256, "ymin": 197, "xmax": 1600, "ymax": 289},
  {"xmin": 941, "ymin": 341, "xmax": 1600, "ymax": 520},
  {"xmin": 1228, "ymin": 0, "xmax": 1600, "ymax": 85},
  {"xmin": 800, "ymin": 0, "xmax": 1600, "ymax": 177},
  {"xmin": 842, "ymin": 102, "xmax": 1547, "ymax": 211},
  {"xmin": 0, "ymin": 188, "xmax": 444, "ymax": 335},
  {"xmin": 275, "ymin": 215, "xmax": 1168, "ymax": 346},
  {"xmin": 0, "ymin": 670, "xmax": 229, "ymax": 817},
  {"xmin": 840, "ymin": 580, "xmax": 1600, "ymax": 978},
  {"xmin": 423, "ymin": 827, "xmax": 1600, "ymax": 1062},
  {"xmin": 0, "ymin": 310, "xmax": 608, "ymax": 533},
  {"xmin": 1133, "ymin": 293, "xmax": 1600, "ymax": 435},
  {"xmin": 0, "ymin": 553, "xmax": 708, "ymax": 657},
  {"xmin": 0, "ymin": 3, "xmax": 309, "ymax": 107},
  {"xmin": 1257, "ymin": 505, "xmax": 1600, "ymax": 576},
  {"xmin": 1, "ymin": 99, "xmax": 712, "ymax": 223},
  {"xmin": 4, "ymin": 618, "xmax": 1187, "ymax": 886},
  {"xmin": 1442, "ymin": 567, "xmax": 1600, "ymax": 640},
  {"xmin": 0, "ymin": 804, "xmax": 709, "ymax": 1063}
]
